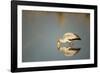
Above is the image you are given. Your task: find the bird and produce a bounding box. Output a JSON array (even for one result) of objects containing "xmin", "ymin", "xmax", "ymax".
[
  {"xmin": 57, "ymin": 32, "xmax": 81, "ymax": 56},
  {"xmin": 60, "ymin": 33, "xmax": 81, "ymax": 43}
]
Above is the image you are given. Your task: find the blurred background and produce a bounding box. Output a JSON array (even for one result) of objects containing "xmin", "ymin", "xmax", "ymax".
[{"xmin": 22, "ymin": 10, "xmax": 90, "ymax": 62}]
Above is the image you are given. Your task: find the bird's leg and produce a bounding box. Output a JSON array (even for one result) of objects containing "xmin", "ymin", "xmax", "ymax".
[{"xmin": 69, "ymin": 42, "xmax": 73, "ymax": 48}]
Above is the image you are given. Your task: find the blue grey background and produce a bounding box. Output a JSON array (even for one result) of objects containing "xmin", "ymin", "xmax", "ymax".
[{"xmin": 22, "ymin": 10, "xmax": 90, "ymax": 62}]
